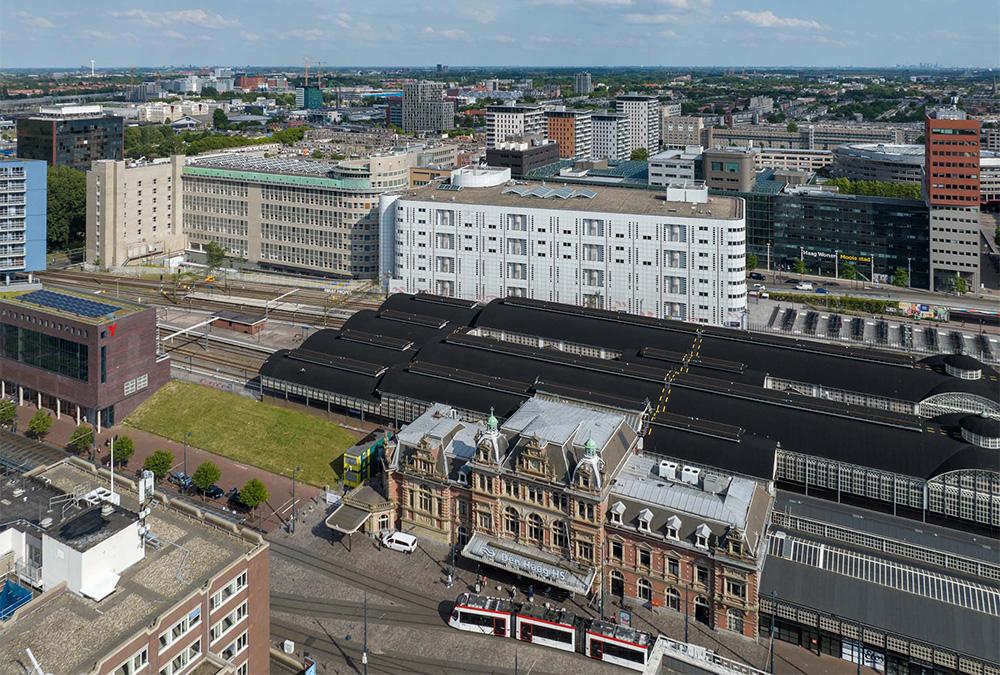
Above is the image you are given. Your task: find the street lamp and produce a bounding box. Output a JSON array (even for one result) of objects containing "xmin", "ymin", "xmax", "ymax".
[
  {"xmin": 183, "ymin": 431, "xmax": 191, "ymax": 476},
  {"xmin": 291, "ymin": 465, "xmax": 302, "ymax": 533},
  {"xmin": 907, "ymin": 257, "xmax": 912, "ymax": 288}
]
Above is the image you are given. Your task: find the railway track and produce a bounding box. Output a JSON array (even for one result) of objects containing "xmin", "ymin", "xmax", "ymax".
[{"xmin": 270, "ymin": 592, "xmax": 444, "ymax": 630}]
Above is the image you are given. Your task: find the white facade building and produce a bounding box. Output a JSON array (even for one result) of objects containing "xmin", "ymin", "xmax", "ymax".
[
  {"xmin": 615, "ymin": 95, "xmax": 661, "ymax": 154},
  {"xmin": 591, "ymin": 113, "xmax": 630, "ymax": 161},
  {"xmin": 648, "ymin": 147, "xmax": 703, "ymax": 186},
  {"xmin": 486, "ymin": 105, "xmax": 545, "ymax": 148},
  {"xmin": 381, "ymin": 174, "xmax": 747, "ymax": 326}
]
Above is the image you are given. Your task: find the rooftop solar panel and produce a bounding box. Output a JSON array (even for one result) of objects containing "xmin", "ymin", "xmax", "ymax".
[
  {"xmin": 20, "ymin": 289, "xmax": 121, "ymax": 318},
  {"xmin": 575, "ymin": 188, "xmax": 597, "ymax": 199}
]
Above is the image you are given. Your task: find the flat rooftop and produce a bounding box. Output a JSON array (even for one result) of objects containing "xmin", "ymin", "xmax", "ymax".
[
  {"xmin": 400, "ymin": 180, "xmax": 741, "ymax": 220},
  {"xmin": 0, "ymin": 460, "xmax": 262, "ymax": 675},
  {"xmin": 188, "ymin": 154, "xmax": 334, "ymax": 176},
  {"xmin": 0, "ymin": 285, "xmax": 147, "ymax": 324}
]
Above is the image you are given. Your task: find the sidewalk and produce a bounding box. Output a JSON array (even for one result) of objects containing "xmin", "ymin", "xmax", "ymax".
[{"xmin": 13, "ymin": 403, "xmax": 321, "ymax": 533}]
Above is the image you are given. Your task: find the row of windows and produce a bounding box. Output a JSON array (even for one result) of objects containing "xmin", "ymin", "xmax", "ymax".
[
  {"xmin": 183, "ymin": 213, "xmax": 248, "ymax": 237},
  {"xmin": 159, "ymin": 606, "xmax": 201, "ymax": 651},
  {"xmin": 1, "ymin": 323, "xmax": 89, "ymax": 381},
  {"xmin": 184, "ymin": 180, "xmax": 248, "ymax": 197}
]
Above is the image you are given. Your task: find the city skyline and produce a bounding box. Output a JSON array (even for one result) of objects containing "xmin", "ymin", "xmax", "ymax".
[{"xmin": 2, "ymin": 0, "xmax": 998, "ymax": 69}]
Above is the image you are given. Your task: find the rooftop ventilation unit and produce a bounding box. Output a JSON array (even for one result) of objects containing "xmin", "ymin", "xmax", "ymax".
[
  {"xmin": 680, "ymin": 466, "xmax": 701, "ymax": 486},
  {"xmin": 657, "ymin": 460, "xmax": 678, "ymax": 480}
]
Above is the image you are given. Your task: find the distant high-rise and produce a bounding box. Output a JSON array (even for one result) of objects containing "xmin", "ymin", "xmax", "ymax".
[
  {"xmin": 591, "ymin": 113, "xmax": 630, "ymax": 161},
  {"xmin": 485, "ymin": 105, "xmax": 544, "ymax": 148},
  {"xmin": 574, "ymin": 72, "xmax": 593, "ymax": 95},
  {"xmin": 0, "ymin": 158, "xmax": 47, "ymax": 280},
  {"xmin": 924, "ymin": 107, "xmax": 981, "ymax": 292},
  {"xmin": 16, "ymin": 105, "xmax": 123, "ymax": 171},
  {"xmin": 545, "ymin": 109, "xmax": 592, "ymax": 159},
  {"xmin": 401, "ymin": 81, "xmax": 454, "ymax": 133},
  {"xmin": 615, "ymin": 94, "xmax": 661, "ymax": 155},
  {"xmin": 295, "ymin": 85, "xmax": 324, "ymax": 110}
]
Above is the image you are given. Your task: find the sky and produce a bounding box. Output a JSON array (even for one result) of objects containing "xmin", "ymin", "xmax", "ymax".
[{"xmin": 1, "ymin": 0, "xmax": 998, "ymax": 69}]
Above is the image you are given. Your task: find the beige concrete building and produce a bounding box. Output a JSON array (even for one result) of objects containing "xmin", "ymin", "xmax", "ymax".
[
  {"xmin": 86, "ymin": 156, "xmax": 187, "ymax": 267},
  {"xmin": 663, "ymin": 116, "xmax": 705, "ymax": 149}
]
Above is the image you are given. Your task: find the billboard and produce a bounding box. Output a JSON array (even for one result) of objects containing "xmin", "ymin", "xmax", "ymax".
[{"xmin": 897, "ymin": 302, "xmax": 949, "ymax": 322}]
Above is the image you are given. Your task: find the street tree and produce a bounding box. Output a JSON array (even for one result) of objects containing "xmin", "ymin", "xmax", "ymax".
[
  {"xmin": 68, "ymin": 424, "xmax": 94, "ymax": 454},
  {"xmin": 192, "ymin": 461, "xmax": 221, "ymax": 494},
  {"xmin": 204, "ymin": 241, "xmax": 227, "ymax": 270},
  {"xmin": 239, "ymin": 478, "xmax": 269, "ymax": 523},
  {"xmin": 0, "ymin": 399, "xmax": 16, "ymax": 428},
  {"xmin": 113, "ymin": 436, "xmax": 135, "ymax": 465},
  {"xmin": 27, "ymin": 410, "xmax": 53, "ymax": 439},
  {"xmin": 747, "ymin": 253, "xmax": 759, "ymax": 271},
  {"xmin": 144, "ymin": 450, "xmax": 174, "ymax": 480},
  {"xmin": 630, "ymin": 148, "xmax": 649, "ymax": 161},
  {"xmin": 891, "ymin": 268, "xmax": 909, "ymax": 287},
  {"xmin": 212, "ymin": 108, "xmax": 229, "ymax": 129},
  {"xmin": 840, "ymin": 263, "xmax": 857, "ymax": 280},
  {"xmin": 952, "ymin": 274, "xmax": 969, "ymax": 295},
  {"xmin": 793, "ymin": 259, "xmax": 807, "ymax": 275}
]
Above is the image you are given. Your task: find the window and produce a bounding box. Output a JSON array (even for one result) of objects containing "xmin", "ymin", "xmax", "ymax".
[
  {"xmin": 158, "ymin": 640, "xmax": 200, "ymax": 675},
  {"xmin": 100, "ymin": 345, "xmax": 107, "ymax": 384},
  {"xmin": 552, "ymin": 521, "xmax": 568, "ymax": 549},
  {"xmin": 159, "ymin": 606, "xmax": 201, "ymax": 651},
  {"xmin": 527, "ymin": 514, "xmax": 543, "ymax": 544},
  {"xmin": 724, "ymin": 578, "xmax": 746, "ymax": 602},
  {"xmin": 1, "ymin": 323, "xmax": 88, "ymax": 381},
  {"xmin": 477, "ymin": 510, "xmax": 493, "ymax": 530},
  {"xmin": 210, "ymin": 600, "xmax": 248, "ymax": 643},
  {"xmin": 221, "ymin": 630, "xmax": 248, "ymax": 660},
  {"xmin": 637, "ymin": 578, "xmax": 652, "ymax": 601},
  {"xmin": 610, "ymin": 540, "xmax": 623, "ymax": 562},
  {"xmin": 696, "ymin": 566, "xmax": 709, "ymax": 587},
  {"xmin": 637, "ymin": 509, "xmax": 652, "ymax": 533},
  {"xmin": 665, "ymin": 588, "xmax": 680, "ymax": 611},
  {"xmin": 667, "ymin": 557, "xmax": 679, "ymax": 578},
  {"xmin": 504, "ymin": 507, "xmax": 520, "ymax": 537},
  {"xmin": 211, "ymin": 572, "xmax": 247, "ymax": 611},
  {"xmin": 114, "ymin": 648, "xmax": 149, "ymax": 675},
  {"xmin": 638, "ymin": 548, "xmax": 651, "ymax": 569},
  {"xmin": 727, "ymin": 608, "xmax": 745, "ymax": 634},
  {"xmin": 576, "ymin": 540, "xmax": 594, "ymax": 562}
]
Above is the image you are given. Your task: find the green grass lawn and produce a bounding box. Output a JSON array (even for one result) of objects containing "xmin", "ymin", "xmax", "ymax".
[{"xmin": 126, "ymin": 381, "xmax": 358, "ymax": 487}]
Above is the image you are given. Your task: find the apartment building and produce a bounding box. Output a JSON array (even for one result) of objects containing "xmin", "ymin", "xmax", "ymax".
[
  {"xmin": 402, "ymin": 81, "xmax": 454, "ymax": 133},
  {"xmin": 662, "ymin": 116, "xmax": 705, "ymax": 149},
  {"xmin": 707, "ymin": 123, "xmax": 921, "ymax": 151},
  {"xmin": 545, "ymin": 109, "xmax": 592, "ymax": 159},
  {"xmin": 486, "ymin": 105, "xmax": 545, "ymax": 149},
  {"xmin": 181, "ymin": 154, "xmax": 383, "ymax": 278},
  {"xmin": 591, "ymin": 113, "xmax": 630, "ymax": 162},
  {"xmin": 574, "ymin": 72, "xmax": 593, "ymax": 95},
  {"xmin": 615, "ymin": 95, "xmax": 661, "ymax": 154},
  {"xmin": 924, "ymin": 108, "xmax": 981, "ymax": 292},
  {"xmin": 0, "ymin": 158, "xmax": 46, "ymax": 280},
  {"xmin": 755, "ymin": 148, "xmax": 833, "ymax": 172},
  {"xmin": 0, "ymin": 457, "xmax": 269, "ymax": 675},
  {"xmin": 137, "ymin": 101, "xmax": 217, "ymax": 124},
  {"xmin": 16, "ymin": 105, "xmax": 123, "ymax": 170},
  {"xmin": 86, "ymin": 156, "xmax": 186, "ymax": 267},
  {"xmin": 381, "ymin": 167, "xmax": 748, "ymax": 326}
]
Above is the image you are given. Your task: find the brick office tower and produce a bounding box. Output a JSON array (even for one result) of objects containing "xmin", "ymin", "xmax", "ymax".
[{"xmin": 924, "ymin": 108, "xmax": 981, "ymax": 292}]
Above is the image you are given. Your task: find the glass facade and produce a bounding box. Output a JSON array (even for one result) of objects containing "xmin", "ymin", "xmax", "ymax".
[
  {"xmin": 16, "ymin": 116, "xmax": 124, "ymax": 171},
  {"xmin": 1, "ymin": 323, "xmax": 89, "ymax": 381}
]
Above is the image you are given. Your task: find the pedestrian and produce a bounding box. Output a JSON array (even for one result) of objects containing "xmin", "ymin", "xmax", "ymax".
[
  {"xmin": 509, "ymin": 585, "xmax": 517, "ymax": 601},
  {"xmin": 527, "ymin": 584, "xmax": 534, "ymax": 603},
  {"xmin": 446, "ymin": 572, "xmax": 453, "ymax": 589}
]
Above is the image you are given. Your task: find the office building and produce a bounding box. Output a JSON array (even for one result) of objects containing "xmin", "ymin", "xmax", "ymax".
[
  {"xmin": 0, "ymin": 158, "xmax": 47, "ymax": 281},
  {"xmin": 775, "ymin": 185, "xmax": 931, "ymax": 288},
  {"xmin": 295, "ymin": 85, "xmax": 324, "ymax": 110},
  {"xmin": 985, "ymin": 127, "xmax": 1000, "ymax": 153},
  {"xmin": 385, "ymin": 95, "xmax": 403, "ymax": 127},
  {"xmin": 924, "ymin": 108, "xmax": 981, "ymax": 292},
  {"xmin": 663, "ymin": 116, "xmax": 705, "ymax": 149},
  {"xmin": 647, "ymin": 147, "xmax": 702, "ymax": 186},
  {"xmin": 0, "ymin": 456, "xmax": 269, "ymax": 675},
  {"xmin": 702, "ymin": 148, "xmax": 757, "ymax": 192},
  {"xmin": 379, "ymin": 397, "xmax": 771, "ymax": 638},
  {"xmin": 707, "ymin": 123, "xmax": 921, "ymax": 151},
  {"xmin": 833, "ymin": 143, "xmax": 925, "ymax": 183},
  {"xmin": 381, "ymin": 167, "xmax": 747, "ymax": 326},
  {"xmin": 747, "ymin": 96, "xmax": 774, "ymax": 113},
  {"xmin": 181, "ymin": 154, "xmax": 392, "ymax": 278},
  {"xmin": 754, "ymin": 148, "xmax": 833, "ymax": 172},
  {"xmin": 545, "ymin": 109, "xmax": 592, "ymax": 159},
  {"xmin": 0, "ymin": 286, "xmax": 170, "ymax": 428},
  {"xmin": 485, "ymin": 138, "xmax": 560, "ymax": 178},
  {"xmin": 615, "ymin": 95, "xmax": 661, "ymax": 155},
  {"xmin": 16, "ymin": 105, "xmax": 124, "ymax": 171},
  {"xmin": 591, "ymin": 113, "xmax": 630, "ymax": 162},
  {"xmin": 574, "ymin": 72, "xmax": 593, "ymax": 95},
  {"xmin": 137, "ymin": 101, "xmax": 216, "ymax": 124},
  {"xmin": 980, "ymin": 152, "xmax": 1000, "ymax": 208},
  {"xmin": 402, "ymin": 81, "xmax": 454, "ymax": 133},
  {"xmin": 485, "ymin": 105, "xmax": 544, "ymax": 149},
  {"xmin": 86, "ymin": 156, "xmax": 186, "ymax": 268}
]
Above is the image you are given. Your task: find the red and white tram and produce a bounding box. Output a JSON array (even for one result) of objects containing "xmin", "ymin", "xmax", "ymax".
[{"xmin": 448, "ymin": 593, "xmax": 514, "ymax": 637}]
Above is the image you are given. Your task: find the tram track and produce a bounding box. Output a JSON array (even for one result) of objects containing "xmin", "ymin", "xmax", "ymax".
[{"xmin": 270, "ymin": 592, "xmax": 444, "ymax": 630}]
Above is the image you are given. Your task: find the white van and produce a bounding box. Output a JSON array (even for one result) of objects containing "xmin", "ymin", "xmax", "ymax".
[{"xmin": 381, "ymin": 531, "xmax": 418, "ymax": 553}]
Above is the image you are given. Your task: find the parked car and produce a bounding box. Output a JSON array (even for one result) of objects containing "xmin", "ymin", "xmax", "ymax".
[
  {"xmin": 752, "ymin": 283, "xmax": 766, "ymax": 292},
  {"xmin": 199, "ymin": 484, "xmax": 225, "ymax": 499},
  {"xmin": 169, "ymin": 472, "xmax": 192, "ymax": 490},
  {"xmin": 381, "ymin": 531, "xmax": 418, "ymax": 553},
  {"xmin": 759, "ymin": 292, "xmax": 770, "ymax": 299},
  {"xmin": 795, "ymin": 282, "xmax": 814, "ymax": 291},
  {"xmin": 784, "ymin": 279, "xmax": 799, "ymax": 285},
  {"xmin": 226, "ymin": 488, "xmax": 249, "ymax": 512},
  {"xmin": 814, "ymin": 287, "xmax": 829, "ymax": 294},
  {"xmin": 748, "ymin": 272, "xmax": 766, "ymax": 281}
]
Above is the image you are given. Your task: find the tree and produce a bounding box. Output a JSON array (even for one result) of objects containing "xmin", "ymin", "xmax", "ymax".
[
  {"xmin": 113, "ymin": 435, "xmax": 135, "ymax": 465},
  {"xmin": 952, "ymin": 274, "xmax": 969, "ymax": 295},
  {"xmin": 239, "ymin": 478, "xmax": 269, "ymax": 521},
  {"xmin": 793, "ymin": 259, "xmax": 807, "ymax": 275},
  {"xmin": 204, "ymin": 240, "xmax": 227, "ymax": 269},
  {"xmin": 212, "ymin": 108, "xmax": 229, "ymax": 129},
  {"xmin": 891, "ymin": 267, "xmax": 909, "ymax": 287},
  {"xmin": 786, "ymin": 121, "xmax": 799, "ymax": 133},
  {"xmin": 192, "ymin": 461, "xmax": 221, "ymax": 494},
  {"xmin": 144, "ymin": 450, "xmax": 174, "ymax": 480},
  {"xmin": 310, "ymin": 149, "xmax": 325, "ymax": 159},
  {"xmin": 747, "ymin": 253, "xmax": 759, "ymax": 271},
  {"xmin": 68, "ymin": 424, "xmax": 94, "ymax": 454},
  {"xmin": 840, "ymin": 262, "xmax": 857, "ymax": 280},
  {"xmin": 47, "ymin": 166, "xmax": 86, "ymax": 251},
  {"xmin": 630, "ymin": 148, "xmax": 649, "ymax": 161},
  {"xmin": 26, "ymin": 410, "xmax": 53, "ymax": 439},
  {"xmin": 0, "ymin": 399, "xmax": 15, "ymax": 428}
]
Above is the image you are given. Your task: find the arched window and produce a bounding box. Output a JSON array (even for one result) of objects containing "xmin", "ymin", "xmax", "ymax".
[
  {"xmin": 457, "ymin": 525, "xmax": 469, "ymax": 547},
  {"xmin": 665, "ymin": 587, "xmax": 680, "ymax": 612},
  {"xmin": 377, "ymin": 513, "xmax": 390, "ymax": 531},
  {"xmin": 527, "ymin": 514, "xmax": 544, "ymax": 544},
  {"xmin": 552, "ymin": 520, "xmax": 568, "ymax": 549},
  {"xmin": 727, "ymin": 608, "xmax": 744, "ymax": 634},
  {"xmin": 609, "ymin": 569, "xmax": 624, "ymax": 598},
  {"xmin": 417, "ymin": 486, "xmax": 433, "ymax": 513},
  {"xmin": 504, "ymin": 507, "xmax": 520, "ymax": 537},
  {"xmin": 637, "ymin": 578, "xmax": 652, "ymax": 602}
]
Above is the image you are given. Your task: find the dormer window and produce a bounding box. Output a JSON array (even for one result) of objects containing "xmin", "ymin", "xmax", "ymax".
[
  {"xmin": 695, "ymin": 524, "xmax": 711, "ymax": 549},
  {"xmin": 637, "ymin": 508, "xmax": 653, "ymax": 533},
  {"xmin": 609, "ymin": 501, "xmax": 625, "ymax": 525},
  {"xmin": 665, "ymin": 515, "xmax": 681, "ymax": 540}
]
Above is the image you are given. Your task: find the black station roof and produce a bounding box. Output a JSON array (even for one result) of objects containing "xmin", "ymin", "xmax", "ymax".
[{"xmin": 259, "ymin": 293, "xmax": 999, "ymax": 482}]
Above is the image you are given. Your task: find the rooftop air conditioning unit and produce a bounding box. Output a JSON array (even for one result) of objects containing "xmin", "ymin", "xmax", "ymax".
[
  {"xmin": 39, "ymin": 517, "xmax": 53, "ymax": 529},
  {"xmin": 658, "ymin": 461, "xmax": 678, "ymax": 480},
  {"xmin": 680, "ymin": 466, "xmax": 701, "ymax": 485}
]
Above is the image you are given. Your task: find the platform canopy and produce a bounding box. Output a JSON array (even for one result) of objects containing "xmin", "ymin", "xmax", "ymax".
[
  {"xmin": 324, "ymin": 503, "xmax": 369, "ymax": 535},
  {"xmin": 462, "ymin": 532, "xmax": 596, "ymax": 595}
]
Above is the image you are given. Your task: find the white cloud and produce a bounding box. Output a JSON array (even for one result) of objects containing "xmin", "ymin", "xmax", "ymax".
[
  {"xmin": 111, "ymin": 9, "xmax": 237, "ymax": 29},
  {"xmin": 334, "ymin": 12, "xmax": 352, "ymax": 29},
  {"xmin": 164, "ymin": 30, "xmax": 186, "ymax": 40},
  {"xmin": 81, "ymin": 29, "xmax": 115, "ymax": 41},
  {"xmin": 16, "ymin": 12, "xmax": 55, "ymax": 29},
  {"xmin": 624, "ymin": 13, "xmax": 676, "ymax": 24},
  {"xmin": 240, "ymin": 31, "xmax": 259, "ymax": 42},
  {"xmin": 423, "ymin": 26, "xmax": 468, "ymax": 40},
  {"xmin": 658, "ymin": 0, "xmax": 712, "ymax": 7},
  {"xmin": 731, "ymin": 10, "xmax": 822, "ymax": 30},
  {"xmin": 280, "ymin": 28, "xmax": 325, "ymax": 41},
  {"xmin": 462, "ymin": 6, "xmax": 497, "ymax": 23},
  {"xmin": 660, "ymin": 29, "xmax": 678, "ymax": 38},
  {"xmin": 489, "ymin": 35, "xmax": 516, "ymax": 43}
]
